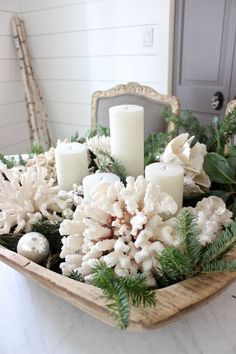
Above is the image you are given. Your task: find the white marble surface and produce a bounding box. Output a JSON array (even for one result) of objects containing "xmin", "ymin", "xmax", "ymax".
[{"xmin": 1, "ymin": 262, "xmax": 236, "ymax": 354}]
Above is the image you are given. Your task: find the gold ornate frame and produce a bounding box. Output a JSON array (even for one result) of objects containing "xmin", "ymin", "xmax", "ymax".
[
  {"xmin": 226, "ymin": 99, "xmax": 236, "ymax": 115},
  {"xmin": 91, "ymin": 82, "xmax": 180, "ymax": 131}
]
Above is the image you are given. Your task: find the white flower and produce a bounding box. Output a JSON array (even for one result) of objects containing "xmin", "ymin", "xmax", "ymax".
[{"xmin": 160, "ymin": 133, "xmax": 211, "ymax": 197}]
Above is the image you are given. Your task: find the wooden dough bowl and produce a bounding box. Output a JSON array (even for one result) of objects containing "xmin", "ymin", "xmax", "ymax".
[{"xmin": 1, "ymin": 245, "xmax": 236, "ymax": 331}]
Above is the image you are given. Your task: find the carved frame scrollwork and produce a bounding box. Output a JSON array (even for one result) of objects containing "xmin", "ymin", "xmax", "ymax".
[
  {"xmin": 226, "ymin": 99, "xmax": 236, "ymax": 115},
  {"xmin": 91, "ymin": 82, "xmax": 180, "ymax": 131}
]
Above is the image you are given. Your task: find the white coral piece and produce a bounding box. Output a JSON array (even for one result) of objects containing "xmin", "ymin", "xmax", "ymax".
[
  {"xmin": 160, "ymin": 133, "xmax": 211, "ymax": 196},
  {"xmin": 0, "ymin": 162, "xmax": 71, "ymax": 234},
  {"xmin": 85, "ymin": 135, "xmax": 111, "ymax": 155},
  {"xmin": 188, "ymin": 196, "xmax": 233, "ymax": 245},
  {"xmin": 59, "ymin": 175, "xmax": 177, "ymax": 284},
  {"xmin": 26, "ymin": 147, "xmax": 56, "ymax": 181}
]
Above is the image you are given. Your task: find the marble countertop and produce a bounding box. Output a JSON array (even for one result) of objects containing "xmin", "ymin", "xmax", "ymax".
[{"xmin": 1, "ymin": 261, "xmax": 236, "ymax": 354}]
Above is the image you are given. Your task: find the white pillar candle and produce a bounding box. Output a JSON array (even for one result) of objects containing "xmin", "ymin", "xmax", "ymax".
[
  {"xmin": 83, "ymin": 172, "xmax": 120, "ymax": 200},
  {"xmin": 109, "ymin": 104, "xmax": 144, "ymax": 177},
  {"xmin": 55, "ymin": 143, "xmax": 88, "ymax": 191},
  {"xmin": 145, "ymin": 162, "xmax": 184, "ymax": 211}
]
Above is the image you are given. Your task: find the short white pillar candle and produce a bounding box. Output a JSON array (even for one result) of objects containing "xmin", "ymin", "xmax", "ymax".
[
  {"xmin": 109, "ymin": 104, "xmax": 144, "ymax": 177},
  {"xmin": 83, "ymin": 172, "xmax": 120, "ymax": 200},
  {"xmin": 145, "ymin": 162, "xmax": 184, "ymax": 211},
  {"xmin": 55, "ymin": 143, "xmax": 88, "ymax": 191}
]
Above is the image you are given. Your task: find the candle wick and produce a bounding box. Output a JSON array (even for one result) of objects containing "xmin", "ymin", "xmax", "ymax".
[{"xmin": 163, "ymin": 165, "xmax": 167, "ymax": 170}]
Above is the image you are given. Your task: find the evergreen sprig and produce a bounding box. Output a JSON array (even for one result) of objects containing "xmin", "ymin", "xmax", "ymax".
[
  {"xmin": 69, "ymin": 270, "xmax": 85, "ymax": 283},
  {"xmin": 31, "ymin": 220, "xmax": 62, "ymax": 254},
  {"xmin": 144, "ymin": 131, "xmax": 171, "ymax": 166},
  {"xmin": 158, "ymin": 247, "xmax": 193, "ymax": 284},
  {"xmin": 202, "ymin": 259, "xmax": 236, "ymax": 273},
  {"xmin": 87, "ymin": 124, "xmax": 110, "ymax": 138},
  {"xmin": 95, "ymin": 151, "xmax": 127, "ymax": 183},
  {"xmin": 157, "ymin": 210, "xmax": 236, "ymax": 286},
  {"xmin": 32, "ymin": 220, "xmax": 61, "ymax": 235},
  {"xmin": 175, "ymin": 209, "xmax": 201, "ymax": 267},
  {"xmin": 28, "ymin": 142, "xmax": 45, "ymax": 155},
  {"xmin": 0, "ymin": 153, "xmax": 18, "ymax": 168},
  {"xmin": 202, "ymin": 221, "xmax": 236, "ymax": 263},
  {"xmin": 91, "ymin": 262, "xmax": 156, "ymax": 329}
]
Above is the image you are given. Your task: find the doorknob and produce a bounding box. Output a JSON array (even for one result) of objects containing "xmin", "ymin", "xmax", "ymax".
[{"xmin": 211, "ymin": 92, "xmax": 224, "ymax": 110}]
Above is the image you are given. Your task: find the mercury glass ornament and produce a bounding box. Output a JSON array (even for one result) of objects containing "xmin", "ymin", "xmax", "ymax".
[{"xmin": 17, "ymin": 232, "xmax": 50, "ymax": 264}]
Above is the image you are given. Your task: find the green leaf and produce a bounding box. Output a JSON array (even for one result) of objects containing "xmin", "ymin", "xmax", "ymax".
[
  {"xmin": 228, "ymin": 157, "xmax": 236, "ymax": 171},
  {"xmin": 203, "ymin": 153, "xmax": 235, "ymax": 184}
]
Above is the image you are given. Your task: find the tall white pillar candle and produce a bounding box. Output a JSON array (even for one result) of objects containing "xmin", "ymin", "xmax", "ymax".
[
  {"xmin": 145, "ymin": 162, "xmax": 184, "ymax": 211},
  {"xmin": 109, "ymin": 105, "xmax": 144, "ymax": 177},
  {"xmin": 55, "ymin": 143, "xmax": 88, "ymax": 191},
  {"xmin": 83, "ymin": 172, "xmax": 120, "ymax": 200}
]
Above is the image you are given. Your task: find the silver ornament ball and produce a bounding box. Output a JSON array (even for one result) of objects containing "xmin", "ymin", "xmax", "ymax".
[{"xmin": 17, "ymin": 232, "xmax": 50, "ymax": 264}]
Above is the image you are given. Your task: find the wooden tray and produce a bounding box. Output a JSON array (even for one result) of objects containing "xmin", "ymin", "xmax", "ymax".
[{"xmin": 1, "ymin": 245, "xmax": 236, "ymax": 331}]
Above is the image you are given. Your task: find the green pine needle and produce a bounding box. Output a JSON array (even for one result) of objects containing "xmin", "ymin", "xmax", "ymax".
[
  {"xmin": 158, "ymin": 246, "xmax": 193, "ymax": 283},
  {"xmin": 122, "ymin": 273, "xmax": 156, "ymax": 308},
  {"xmin": 69, "ymin": 270, "xmax": 85, "ymax": 283},
  {"xmin": 202, "ymin": 259, "xmax": 236, "ymax": 273},
  {"xmin": 28, "ymin": 142, "xmax": 45, "ymax": 155},
  {"xmin": 106, "ymin": 282, "xmax": 130, "ymax": 330},
  {"xmin": 31, "ymin": 220, "xmax": 62, "ymax": 253},
  {"xmin": 95, "ymin": 151, "xmax": 127, "ymax": 183},
  {"xmin": 91, "ymin": 262, "xmax": 156, "ymax": 329},
  {"xmin": 175, "ymin": 209, "xmax": 202, "ymax": 267},
  {"xmin": 32, "ymin": 220, "xmax": 61, "ymax": 235},
  {"xmin": 202, "ymin": 221, "xmax": 236, "ymax": 263}
]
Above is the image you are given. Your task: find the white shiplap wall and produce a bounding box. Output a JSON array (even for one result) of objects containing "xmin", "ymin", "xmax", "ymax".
[
  {"xmin": 0, "ymin": 1, "xmax": 29, "ymax": 154},
  {"xmin": 19, "ymin": 0, "xmax": 174, "ymax": 141}
]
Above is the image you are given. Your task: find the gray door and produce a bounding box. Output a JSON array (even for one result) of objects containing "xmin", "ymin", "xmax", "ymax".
[{"xmin": 173, "ymin": 0, "xmax": 236, "ymax": 122}]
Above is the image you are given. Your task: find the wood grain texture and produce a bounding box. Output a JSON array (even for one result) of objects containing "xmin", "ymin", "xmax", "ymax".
[{"xmin": 1, "ymin": 245, "xmax": 236, "ymax": 331}]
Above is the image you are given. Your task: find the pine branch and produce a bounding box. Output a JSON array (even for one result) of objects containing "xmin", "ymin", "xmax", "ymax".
[
  {"xmin": 32, "ymin": 220, "xmax": 61, "ymax": 235},
  {"xmin": 144, "ymin": 131, "xmax": 171, "ymax": 166},
  {"xmin": 31, "ymin": 220, "xmax": 62, "ymax": 253},
  {"xmin": 91, "ymin": 262, "xmax": 156, "ymax": 329},
  {"xmin": 0, "ymin": 153, "xmax": 17, "ymax": 168},
  {"xmin": 202, "ymin": 259, "xmax": 236, "ymax": 273},
  {"xmin": 202, "ymin": 221, "xmax": 236, "ymax": 263},
  {"xmin": 95, "ymin": 151, "xmax": 127, "ymax": 183},
  {"xmin": 121, "ymin": 273, "xmax": 156, "ymax": 307},
  {"xmin": 158, "ymin": 247, "xmax": 193, "ymax": 283},
  {"xmin": 28, "ymin": 142, "xmax": 45, "ymax": 155},
  {"xmin": 175, "ymin": 209, "xmax": 202, "ymax": 267},
  {"xmin": 106, "ymin": 282, "xmax": 130, "ymax": 330},
  {"xmin": 86, "ymin": 124, "xmax": 110, "ymax": 138},
  {"xmin": 0, "ymin": 234, "xmax": 22, "ymax": 252},
  {"xmin": 69, "ymin": 270, "xmax": 85, "ymax": 283}
]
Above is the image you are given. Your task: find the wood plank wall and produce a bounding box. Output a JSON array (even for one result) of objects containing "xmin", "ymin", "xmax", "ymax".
[
  {"xmin": 0, "ymin": 0, "xmax": 174, "ymax": 149},
  {"xmin": 20, "ymin": 0, "xmax": 173, "ymax": 141}
]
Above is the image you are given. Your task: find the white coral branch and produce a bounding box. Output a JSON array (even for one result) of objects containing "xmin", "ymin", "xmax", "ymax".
[{"xmin": 0, "ymin": 162, "xmax": 71, "ymax": 234}]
